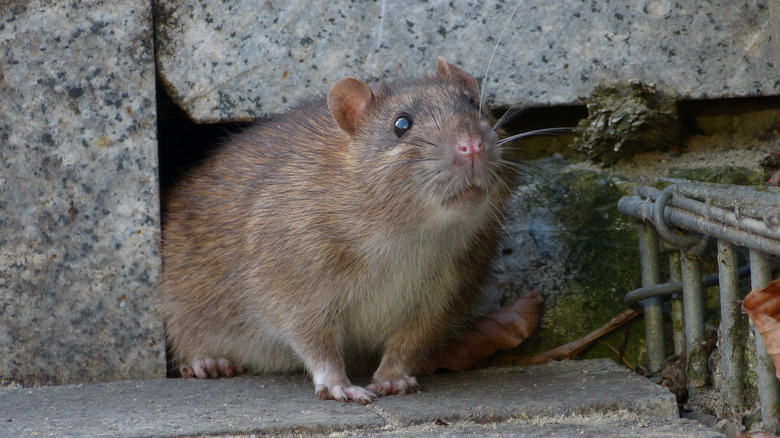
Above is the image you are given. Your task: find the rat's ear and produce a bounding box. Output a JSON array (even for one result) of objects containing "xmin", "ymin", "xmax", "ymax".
[
  {"xmin": 437, "ymin": 57, "xmax": 480, "ymax": 99},
  {"xmin": 328, "ymin": 77, "xmax": 375, "ymax": 136}
]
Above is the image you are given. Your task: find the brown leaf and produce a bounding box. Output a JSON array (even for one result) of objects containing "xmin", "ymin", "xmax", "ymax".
[
  {"xmin": 658, "ymin": 355, "xmax": 688, "ymax": 402},
  {"xmin": 743, "ymin": 278, "xmax": 780, "ymax": 380},
  {"xmin": 416, "ymin": 290, "xmax": 543, "ymax": 375},
  {"xmin": 767, "ymin": 168, "xmax": 780, "ymax": 187}
]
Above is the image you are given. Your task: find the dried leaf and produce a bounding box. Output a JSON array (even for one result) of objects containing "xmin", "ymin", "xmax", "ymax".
[
  {"xmin": 417, "ymin": 290, "xmax": 543, "ymax": 375},
  {"xmin": 767, "ymin": 168, "xmax": 780, "ymax": 187},
  {"xmin": 743, "ymin": 278, "xmax": 780, "ymax": 380},
  {"xmin": 658, "ymin": 355, "xmax": 688, "ymax": 402}
]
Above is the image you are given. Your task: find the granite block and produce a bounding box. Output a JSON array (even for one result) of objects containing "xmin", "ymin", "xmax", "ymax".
[
  {"xmin": 155, "ymin": 0, "xmax": 779, "ymax": 123},
  {"xmin": 0, "ymin": 0, "xmax": 165, "ymax": 384}
]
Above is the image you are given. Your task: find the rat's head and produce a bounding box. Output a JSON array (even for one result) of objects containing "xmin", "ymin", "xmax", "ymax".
[{"xmin": 327, "ymin": 58, "xmax": 512, "ymax": 226}]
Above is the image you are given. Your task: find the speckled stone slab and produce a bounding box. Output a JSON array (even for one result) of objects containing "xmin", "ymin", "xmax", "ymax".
[
  {"xmin": 2, "ymin": 360, "xmax": 720, "ymax": 438},
  {"xmin": 1, "ymin": 375, "xmax": 385, "ymax": 437},
  {"xmin": 156, "ymin": 0, "xmax": 779, "ymax": 123},
  {"xmin": 0, "ymin": 0, "xmax": 165, "ymax": 384},
  {"xmin": 376, "ymin": 359, "xmax": 679, "ymax": 425}
]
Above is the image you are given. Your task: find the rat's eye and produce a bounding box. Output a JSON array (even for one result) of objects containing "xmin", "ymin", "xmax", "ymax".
[
  {"xmin": 394, "ymin": 115, "xmax": 413, "ymax": 138},
  {"xmin": 467, "ymin": 95, "xmax": 481, "ymax": 112}
]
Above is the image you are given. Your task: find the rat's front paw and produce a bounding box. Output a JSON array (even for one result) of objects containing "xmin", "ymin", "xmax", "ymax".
[
  {"xmin": 315, "ymin": 383, "xmax": 377, "ymax": 405},
  {"xmin": 366, "ymin": 376, "xmax": 418, "ymax": 396}
]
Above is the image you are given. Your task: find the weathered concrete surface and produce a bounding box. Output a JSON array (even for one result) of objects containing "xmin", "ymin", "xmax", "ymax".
[
  {"xmin": 376, "ymin": 359, "xmax": 678, "ymax": 425},
  {"xmin": 1, "ymin": 360, "xmax": 725, "ymax": 438},
  {"xmin": 350, "ymin": 416, "xmax": 725, "ymax": 438},
  {"xmin": 0, "ymin": 373, "xmax": 383, "ymax": 437},
  {"xmin": 0, "ymin": 0, "xmax": 165, "ymax": 384},
  {"xmin": 155, "ymin": 0, "xmax": 779, "ymax": 123}
]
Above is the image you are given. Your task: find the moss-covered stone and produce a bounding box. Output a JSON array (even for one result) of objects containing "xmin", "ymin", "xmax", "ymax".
[
  {"xmin": 573, "ymin": 81, "xmax": 680, "ymax": 166},
  {"xmin": 668, "ymin": 166, "xmax": 766, "ymax": 185},
  {"xmin": 493, "ymin": 168, "xmax": 646, "ymax": 367},
  {"xmin": 489, "ymin": 160, "xmax": 769, "ymax": 372}
]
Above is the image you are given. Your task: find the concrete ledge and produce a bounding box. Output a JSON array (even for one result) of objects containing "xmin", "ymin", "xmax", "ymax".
[
  {"xmin": 155, "ymin": 0, "xmax": 779, "ymax": 122},
  {"xmin": 375, "ymin": 359, "xmax": 679, "ymax": 425},
  {"xmin": 1, "ymin": 360, "xmax": 724, "ymax": 437},
  {"xmin": 347, "ymin": 416, "xmax": 725, "ymax": 438}
]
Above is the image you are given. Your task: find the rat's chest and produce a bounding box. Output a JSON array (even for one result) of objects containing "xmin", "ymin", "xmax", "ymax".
[{"xmin": 339, "ymin": 231, "xmax": 471, "ymax": 342}]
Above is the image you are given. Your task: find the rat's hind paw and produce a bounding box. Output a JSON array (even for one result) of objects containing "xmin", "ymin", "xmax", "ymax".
[{"xmin": 180, "ymin": 357, "xmax": 242, "ymax": 379}]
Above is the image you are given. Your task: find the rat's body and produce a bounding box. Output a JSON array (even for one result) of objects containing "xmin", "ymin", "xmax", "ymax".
[{"xmin": 159, "ymin": 59, "xmax": 516, "ymax": 403}]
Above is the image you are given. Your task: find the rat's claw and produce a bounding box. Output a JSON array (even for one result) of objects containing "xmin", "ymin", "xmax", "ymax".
[
  {"xmin": 366, "ymin": 376, "xmax": 418, "ymax": 396},
  {"xmin": 180, "ymin": 357, "xmax": 238, "ymax": 379},
  {"xmin": 179, "ymin": 364, "xmax": 195, "ymax": 378},
  {"xmin": 215, "ymin": 358, "xmax": 235, "ymax": 377},
  {"xmin": 195, "ymin": 358, "xmax": 219, "ymax": 378},
  {"xmin": 316, "ymin": 384, "xmax": 376, "ymax": 405}
]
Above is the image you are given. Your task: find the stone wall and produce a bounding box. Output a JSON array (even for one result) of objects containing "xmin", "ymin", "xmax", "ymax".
[
  {"xmin": 1, "ymin": 0, "xmax": 165, "ymax": 384},
  {"xmin": 155, "ymin": 0, "xmax": 778, "ymax": 122},
  {"xmin": 1, "ymin": 0, "xmax": 777, "ymax": 386}
]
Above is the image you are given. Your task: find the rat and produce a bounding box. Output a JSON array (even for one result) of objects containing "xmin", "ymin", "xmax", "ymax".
[{"xmin": 159, "ymin": 58, "xmax": 519, "ymax": 404}]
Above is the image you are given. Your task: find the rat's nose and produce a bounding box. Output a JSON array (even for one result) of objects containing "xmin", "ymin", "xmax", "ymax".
[{"xmin": 456, "ymin": 137, "xmax": 484, "ymax": 158}]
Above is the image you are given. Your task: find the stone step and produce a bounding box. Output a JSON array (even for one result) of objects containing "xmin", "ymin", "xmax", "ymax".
[{"xmin": 1, "ymin": 359, "xmax": 724, "ymax": 438}]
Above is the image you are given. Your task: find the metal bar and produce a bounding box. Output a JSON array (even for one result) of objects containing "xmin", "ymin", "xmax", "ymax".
[
  {"xmin": 618, "ymin": 196, "xmax": 780, "ymax": 256},
  {"xmin": 663, "ymin": 178, "xmax": 780, "ymax": 209},
  {"xmin": 658, "ymin": 177, "xmax": 780, "ymax": 196},
  {"xmin": 638, "ymin": 223, "xmax": 665, "ymax": 374},
  {"xmin": 717, "ymin": 240, "xmax": 744, "ymax": 413},
  {"xmin": 624, "ymin": 266, "xmax": 752, "ymax": 304},
  {"xmin": 750, "ymin": 250, "xmax": 780, "ymax": 432},
  {"xmin": 638, "ymin": 186, "xmax": 780, "ymax": 241},
  {"xmin": 681, "ymin": 250, "xmax": 708, "ymax": 393},
  {"xmin": 669, "ymin": 251, "xmax": 685, "ymax": 356},
  {"xmin": 621, "ymin": 181, "xmax": 780, "ymax": 427}
]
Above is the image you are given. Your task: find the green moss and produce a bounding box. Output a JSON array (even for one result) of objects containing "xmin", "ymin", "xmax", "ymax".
[
  {"xmin": 533, "ymin": 170, "xmax": 640, "ymax": 289},
  {"xmin": 541, "ymin": 288, "xmax": 604, "ymax": 344},
  {"xmin": 705, "ymin": 285, "xmax": 722, "ymax": 328},
  {"xmin": 668, "ymin": 166, "xmax": 765, "ymax": 185},
  {"xmin": 743, "ymin": 329, "xmax": 761, "ymax": 401},
  {"xmin": 515, "ymin": 169, "xmax": 645, "ymax": 367},
  {"xmin": 686, "ymin": 341, "xmax": 710, "ymax": 388},
  {"xmin": 535, "ymin": 289, "xmax": 647, "ymax": 367}
]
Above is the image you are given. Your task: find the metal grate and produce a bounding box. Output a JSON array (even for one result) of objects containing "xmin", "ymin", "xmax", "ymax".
[{"xmin": 618, "ymin": 178, "xmax": 780, "ymax": 432}]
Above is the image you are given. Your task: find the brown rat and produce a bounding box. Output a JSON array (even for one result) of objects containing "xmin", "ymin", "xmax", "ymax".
[{"xmin": 159, "ymin": 58, "xmax": 518, "ymax": 404}]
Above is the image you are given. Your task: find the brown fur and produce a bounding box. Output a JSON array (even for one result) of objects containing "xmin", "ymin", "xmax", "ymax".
[{"xmin": 159, "ymin": 59, "xmax": 517, "ymax": 401}]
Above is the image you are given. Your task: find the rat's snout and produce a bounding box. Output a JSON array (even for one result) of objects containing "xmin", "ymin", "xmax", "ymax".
[{"xmin": 455, "ymin": 135, "xmax": 484, "ymax": 160}]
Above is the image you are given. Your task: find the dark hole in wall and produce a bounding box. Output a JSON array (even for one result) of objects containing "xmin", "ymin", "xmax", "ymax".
[
  {"xmin": 678, "ymin": 95, "xmax": 780, "ymax": 137},
  {"xmin": 157, "ymin": 85, "xmax": 780, "ymax": 217},
  {"xmin": 156, "ymin": 83, "xmax": 250, "ymax": 213},
  {"xmin": 493, "ymin": 105, "xmax": 586, "ymax": 160}
]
